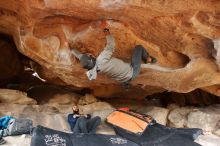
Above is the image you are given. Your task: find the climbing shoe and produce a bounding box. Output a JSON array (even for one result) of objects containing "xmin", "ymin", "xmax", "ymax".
[
  {"xmin": 150, "ymin": 56, "xmax": 157, "ymax": 63},
  {"xmin": 144, "ymin": 56, "xmax": 157, "ymax": 64}
]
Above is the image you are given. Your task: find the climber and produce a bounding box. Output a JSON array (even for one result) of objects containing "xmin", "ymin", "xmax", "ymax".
[{"xmin": 70, "ymin": 20, "xmax": 157, "ymax": 88}]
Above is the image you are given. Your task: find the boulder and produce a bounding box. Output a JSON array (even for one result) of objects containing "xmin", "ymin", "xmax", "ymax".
[
  {"xmin": 168, "ymin": 105, "xmax": 220, "ymax": 132},
  {"xmin": 48, "ymin": 93, "xmax": 80, "ymax": 106},
  {"xmin": 91, "ymin": 109, "xmax": 115, "ymax": 121},
  {"xmin": 78, "ymin": 94, "xmax": 98, "ymax": 105},
  {"xmin": 0, "ymin": 104, "xmax": 70, "ymax": 132},
  {"xmin": 0, "ymin": 89, "xmax": 37, "ymax": 105},
  {"xmin": 139, "ymin": 106, "xmax": 169, "ymax": 125},
  {"xmin": 167, "ymin": 104, "xmax": 180, "ymax": 110},
  {"xmin": 78, "ymin": 102, "xmax": 114, "ymax": 115},
  {"xmin": 27, "ymin": 85, "xmax": 81, "ymax": 105},
  {"xmin": 168, "ymin": 107, "xmax": 197, "ymax": 128},
  {"xmin": 195, "ymin": 134, "xmax": 220, "ymax": 146},
  {"xmin": 187, "ymin": 105, "xmax": 220, "ymax": 132},
  {"xmin": 213, "ymin": 129, "xmax": 220, "ymax": 137}
]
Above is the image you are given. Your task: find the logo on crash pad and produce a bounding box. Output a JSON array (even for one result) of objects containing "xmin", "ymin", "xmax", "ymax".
[
  {"xmin": 44, "ymin": 134, "xmax": 66, "ymax": 146},
  {"xmin": 110, "ymin": 137, "xmax": 128, "ymax": 144}
]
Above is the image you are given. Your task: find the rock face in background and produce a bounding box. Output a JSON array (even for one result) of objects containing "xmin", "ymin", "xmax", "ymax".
[
  {"xmin": 168, "ymin": 105, "xmax": 220, "ymax": 133},
  {"xmin": 0, "ymin": 34, "xmax": 23, "ymax": 86},
  {"xmin": 0, "ymin": 89, "xmax": 37, "ymax": 104},
  {"xmin": 150, "ymin": 89, "xmax": 220, "ymax": 106},
  {"xmin": 0, "ymin": 87, "xmax": 220, "ymax": 146},
  {"xmin": 0, "ymin": 0, "xmax": 220, "ymax": 98}
]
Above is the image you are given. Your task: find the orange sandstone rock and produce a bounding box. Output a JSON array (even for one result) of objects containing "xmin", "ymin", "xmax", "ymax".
[{"xmin": 0, "ymin": 0, "xmax": 220, "ymax": 98}]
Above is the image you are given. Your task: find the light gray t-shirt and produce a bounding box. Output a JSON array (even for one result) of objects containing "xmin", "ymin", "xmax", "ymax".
[{"xmin": 87, "ymin": 35, "xmax": 133, "ymax": 83}]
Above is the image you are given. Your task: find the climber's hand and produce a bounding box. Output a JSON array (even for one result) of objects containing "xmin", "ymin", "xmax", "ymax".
[
  {"xmin": 64, "ymin": 41, "xmax": 69, "ymax": 47},
  {"xmin": 103, "ymin": 28, "xmax": 110, "ymax": 35}
]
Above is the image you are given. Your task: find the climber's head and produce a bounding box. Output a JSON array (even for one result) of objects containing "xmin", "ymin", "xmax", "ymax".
[
  {"xmin": 80, "ymin": 54, "xmax": 96, "ymax": 70},
  {"xmin": 72, "ymin": 105, "xmax": 79, "ymax": 113}
]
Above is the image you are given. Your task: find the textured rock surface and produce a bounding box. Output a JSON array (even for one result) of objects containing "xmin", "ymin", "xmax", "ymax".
[
  {"xmin": 78, "ymin": 102, "xmax": 114, "ymax": 114},
  {"xmin": 0, "ymin": 89, "xmax": 37, "ymax": 104},
  {"xmin": 27, "ymin": 85, "xmax": 81, "ymax": 105},
  {"xmin": 140, "ymin": 106, "xmax": 169, "ymax": 125},
  {"xmin": 195, "ymin": 134, "xmax": 220, "ymax": 146},
  {"xmin": 0, "ymin": 0, "xmax": 220, "ymax": 98},
  {"xmin": 77, "ymin": 94, "xmax": 114, "ymax": 114},
  {"xmin": 187, "ymin": 105, "xmax": 220, "ymax": 132},
  {"xmin": 168, "ymin": 105, "xmax": 220, "ymax": 132},
  {"xmin": 214, "ymin": 129, "xmax": 220, "ymax": 137},
  {"xmin": 78, "ymin": 94, "xmax": 99, "ymax": 105},
  {"xmin": 0, "ymin": 34, "xmax": 23, "ymax": 86},
  {"xmin": 0, "ymin": 104, "xmax": 70, "ymax": 132},
  {"xmin": 160, "ymin": 89, "xmax": 220, "ymax": 106},
  {"xmin": 168, "ymin": 106, "xmax": 196, "ymax": 128}
]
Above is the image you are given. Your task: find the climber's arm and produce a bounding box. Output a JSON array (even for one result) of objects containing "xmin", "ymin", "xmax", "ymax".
[
  {"xmin": 71, "ymin": 49, "xmax": 83, "ymax": 60},
  {"xmin": 98, "ymin": 29, "xmax": 116, "ymax": 61}
]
